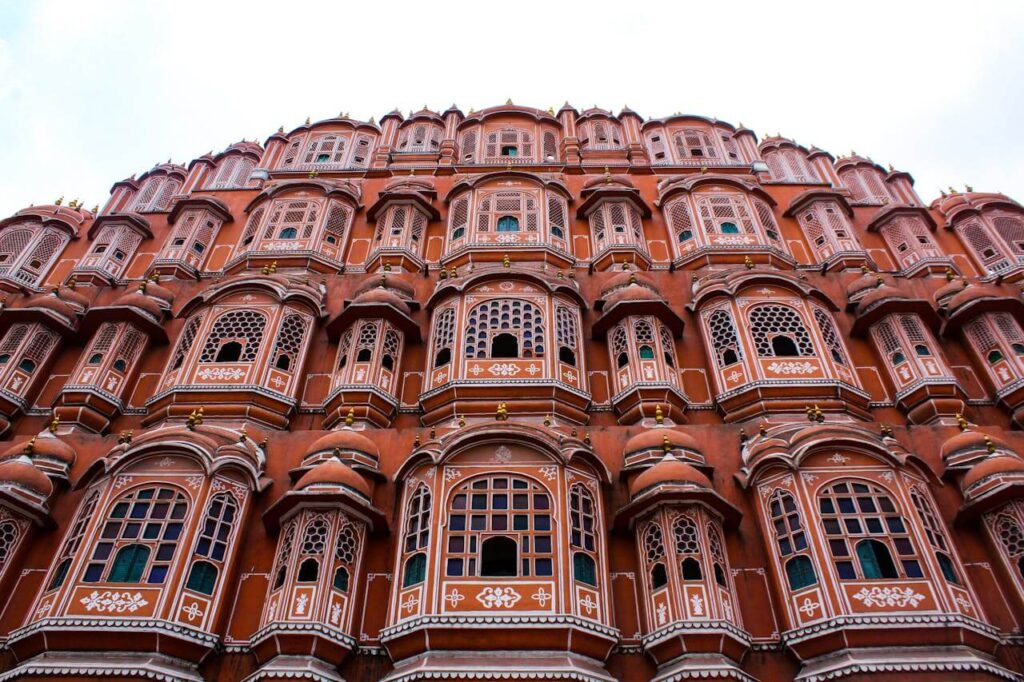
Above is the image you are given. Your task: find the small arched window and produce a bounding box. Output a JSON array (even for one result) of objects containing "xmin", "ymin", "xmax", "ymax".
[
  {"xmin": 559, "ymin": 347, "xmax": 576, "ymax": 366},
  {"xmin": 297, "ymin": 558, "xmax": 320, "ymax": 582},
  {"xmin": 573, "ymin": 553, "xmax": 596, "ymax": 585},
  {"xmin": 481, "ymin": 536, "xmax": 518, "ymax": 577},
  {"xmin": 643, "ymin": 523, "xmax": 667, "ymax": 590},
  {"xmin": 491, "ymin": 333, "xmax": 519, "ymax": 358},
  {"xmin": 497, "ymin": 216, "xmax": 520, "ymax": 232},
  {"xmin": 403, "ymin": 553, "xmax": 426, "ymax": 587},
  {"xmin": 215, "ymin": 342, "xmax": 243, "ymax": 363},
  {"xmin": 771, "ymin": 336, "xmax": 799, "ymax": 357},
  {"xmin": 185, "ymin": 561, "xmax": 218, "ymax": 595},
  {"xmin": 768, "ymin": 490, "xmax": 814, "ymax": 589},
  {"xmin": 434, "ymin": 348, "xmax": 451, "ymax": 368},
  {"xmin": 639, "ymin": 345, "xmax": 655, "ymax": 360},
  {"xmin": 786, "ymin": 555, "xmax": 816, "ymax": 590},
  {"xmin": 749, "ymin": 305, "xmax": 814, "ymax": 358},
  {"xmin": 856, "ymin": 539, "xmax": 898, "ymax": 579}
]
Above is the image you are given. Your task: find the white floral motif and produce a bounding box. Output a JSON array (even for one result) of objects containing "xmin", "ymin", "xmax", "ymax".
[
  {"xmin": 880, "ymin": 470, "xmax": 895, "ymax": 482},
  {"xmin": 158, "ymin": 457, "xmax": 174, "ymax": 468},
  {"xmin": 113, "ymin": 475, "xmax": 133, "ymax": 490},
  {"xmin": 532, "ymin": 587, "xmax": 552, "ymax": 608},
  {"xmin": 766, "ymin": 361, "xmax": 817, "ymax": 375},
  {"xmin": 798, "ymin": 597, "xmax": 821, "ymax": 617},
  {"xmin": 197, "ymin": 367, "xmax": 246, "ymax": 381},
  {"xmin": 295, "ymin": 593, "xmax": 309, "ymax": 615},
  {"xmin": 851, "ymin": 586, "xmax": 925, "ymax": 608},
  {"xmin": 499, "ymin": 282, "xmax": 514, "ymax": 291},
  {"xmin": 828, "ymin": 453, "xmax": 850, "ymax": 464},
  {"xmin": 539, "ymin": 466, "xmax": 558, "ymax": 481},
  {"xmin": 80, "ymin": 591, "xmax": 149, "ymax": 613},
  {"xmin": 689, "ymin": 593, "xmax": 704, "ymax": 616},
  {"xmin": 955, "ymin": 594, "xmax": 974, "ymax": 613},
  {"xmin": 444, "ymin": 467, "xmax": 462, "ymax": 483},
  {"xmin": 330, "ymin": 602, "xmax": 343, "ymax": 624},
  {"xmin": 181, "ymin": 602, "xmax": 203, "ymax": 622},
  {"xmin": 401, "ymin": 594, "xmax": 420, "ymax": 613},
  {"xmin": 476, "ymin": 586, "xmax": 521, "ymax": 609},
  {"xmin": 727, "ymin": 370, "xmax": 743, "ymax": 383},
  {"xmin": 656, "ymin": 602, "xmax": 668, "ymax": 625},
  {"xmin": 446, "ymin": 589, "xmax": 466, "ymax": 608},
  {"xmin": 494, "ymin": 446, "xmax": 512, "ymax": 463},
  {"xmin": 578, "ymin": 594, "xmax": 598, "ymax": 615},
  {"xmin": 185, "ymin": 475, "xmax": 204, "ymax": 490},
  {"xmin": 488, "ymin": 363, "xmax": 521, "ymax": 377},
  {"xmin": 34, "ymin": 600, "xmax": 52, "ymax": 620},
  {"xmin": 800, "ymin": 472, "xmax": 819, "ymax": 483}
]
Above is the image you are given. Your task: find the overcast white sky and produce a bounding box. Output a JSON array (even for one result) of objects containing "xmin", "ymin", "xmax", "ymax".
[{"xmin": 1, "ymin": 0, "xmax": 1022, "ymax": 217}]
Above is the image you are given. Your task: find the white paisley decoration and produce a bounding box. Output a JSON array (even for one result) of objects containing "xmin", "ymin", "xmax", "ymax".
[
  {"xmin": 476, "ymin": 586, "xmax": 521, "ymax": 609},
  {"xmin": 197, "ymin": 367, "xmax": 246, "ymax": 381},
  {"xmin": 851, "ymin": 586, "xmax": 925, "ymax": 608},
  {"xmin": 487, "ymin": 363, "xmax": 521, "ymax": 377},
  {"xmin": 80, "ymin": 591, "xmax": 149, "ymax": 613},
  {"xmin": 766, "ymin": 361, "xmax": 817, "ymax": 375}
]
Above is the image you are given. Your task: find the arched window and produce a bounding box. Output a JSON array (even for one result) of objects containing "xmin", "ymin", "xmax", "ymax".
[
  {"xmin": 295, "ymin": 516, "xmax": 329, "ymax": 584},
  {"xmin": 992, "ymin": 511, "xmax": 1024, "ymax": 581},
  {"xmin": 332, "ymin": 522, "xmax": 360, "ymax": 593},
  {"xmin": 271, "ymin": 521, "xmax": 297, "ymax": 590},
  {"xmin": 570, "ymin": 484, "xmax": 598, "ymax": 585},
  {"xmin": 768, "ymin": 490, "xmax": 815, "ymax": 590},
  {"xmin": 465, "ymin": 299, "xmax": 545, "ymax": 360},
  {"xmin": 403, "ymin": 485, "xmax": 431, "ymax": 585},
  {"xmin": 83, "ymin": 486, "xmax": 188, "ymax": 584},
  {"xmin": 497, "ymin": 216, "xmax": 520, "ymax": 232},
  {"xmin": 707, "ymin": 523, "xmax": 729, "ymax": 587},
  {"xmin": 481, "ymin": 536, "xmax": 518, "ymax": 576},
  {"xmin": 708, "ymin": 309, "xmax": 742, "ymax": 367},
  {"xmin": 271, "ymin": 313, "xmax": 310, "ymax": 375},
  {"xmin": 556, "ymin": 306, "xmax": 580, "ymax": 368},
  {"xmin": 910, "ymin": 488, "xmax": 960, "ymax": 584},
  {"xmin": 185, "ymin": 493, "xmax": 237, "ymax": 595},
  {"xmin": 643, "ymin": 523, "xmax": 667, "ymax": 589},
  {"xmin": 432, "ymin": 307, "xmax": 456, "ymax": 368},
  {"xmin": 491, "ymin": 333, "xmax": 519, "ymax": 358},
  {"xmin": 818, "ymin": 480, "xmax": 921, "ymax": 580},
  {"xmin": 449, "ymin": 197, "xmax": 469, "ymax": 242},
  {"xmin": 749, "ymin": 305, "xmax": 814, "ymax": 358},
  {"xmin": 673, "ymin": 516, "xmax": 703, "ymax": 581},
  {"xmin": 200, "ymin": 311, "xmax": 267, "ymax": 364},
  {"xmin": 668, "ymin": 199, "xmax": 696, "ymax": 244},
  {"xmin": 445, "ymin": 475, "xmax": 552, "ymax": 578},
  {"xmin": 48, "ymin": 492, "xmax": 99, "ymax": 591},
  {"xmin": 170, "ymin": 315, "xmax": 204, "ymax": 371},
  {"xmin": 814, "ymin": 308, "xmax": 849, "ymax": 366}
]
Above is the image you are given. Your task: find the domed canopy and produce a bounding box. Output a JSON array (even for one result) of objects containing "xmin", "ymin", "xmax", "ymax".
[
  {"xmin": 0, "ymin": 455, "xmax": 53, "ymax": 498},
  {"xmin": 942, "ymin": 282, "xmax": 1024, "ymax": 335},
  {"xmin": 961, "ymin": 454, "xmax": 1024, "ymax": 493},
  {"xmin": 942, "ymin": 427, "xmax": 1015, "ymax": 471},
  {"xmin": 624, "ymin": 428, "xmax": 701, "ymax": 459},
  {"xmin": 934, "ymin": 276, "xmax": 967, "ymax": 307},
  {"xmin": 21, "ymin": 290, "xmax": 79, "ymax": 323},
  {"xmin": 628, "ymin": 454, "xmax": 711, "ymax": 499},
  {"xmin": 351, "ymin": 286, "xmax": 412, "ymax": 314},
  {"xmin": 846, "ymin": 269, "xmax": 885, "ymax": 304},
  {"xmin": 295, "ymin": 456, "xmax": 372, "ymax": 501},
  {"xmin": 3, "ymin": 433, "xmax": 76, "ymax": 469},
  {"xmin": 303, "ymin": 429, "xmax": 380, "ymax": 467},
  {"xmin": 113, "ymin": 291, "xmax": 163, "ymax": 318},
  {"xmin": 593, "ymin": 272, "xmax": 683, "ymax": 338}
]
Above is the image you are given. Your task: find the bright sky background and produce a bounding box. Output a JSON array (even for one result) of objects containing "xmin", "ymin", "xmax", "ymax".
[{"xmin": 1, "ymin": 0, "xmax": 1022, "ymax": 217}]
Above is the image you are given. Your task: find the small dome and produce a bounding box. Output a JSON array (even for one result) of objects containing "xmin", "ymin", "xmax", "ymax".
[
  {"xmin": 962, "ymin": 454, "xmax": 1024, "ymax": 492},
  {"xmin": 946, "ymin": 283, "xmax": 1007, "ymax": 314},
  {"xmin": 847, "ymin": 269, "xmax": 883, "ymax": 301},
  {"xmin": 602, "ymin": 270, "xmax": 658, "ymax": 297},
  {"xmin": 0, "ymin": 455, "xmax": 53, "ymax": 497},
  {"xmin": 857, "ymin": 283, "xmax": 904, "ymax": 310},
  {"xmin": 629, "ymin": 454, "xmax": 711, "ymax": 499},
  {"xmin": 24, "ymin": 291, "xmax": 77, "ymax": 319},
  {"xmin": 305, "ymin": 429, "xmax": 380, "ymax": 463},
  {"xmin": 58, "ymin": 285, "xmax": 90, "ymax": 309},
  {"xmin": 352, "ymin": 287, "xmax": 411, "ymax": 314},
  {"xmin": 941, "ymin": 429, "xmax": 1012, "ymax": 463},
  {"xmin": 934, "ymin": 277, "xmax": 967, "ymax": 307},
  {"xmin": 113, "ymin": 291, "xmax": 163, "ymax": 318},
  {"xmin": 624, "ymin": 428, "xmax": 700, "ymax": 458},
  {"xmin": 144, "ymin": 279, "xmax": 175, "ymax": 305},
  {"xmin": 2, "ymin": 434, "xmax": 76, "ymax": 466},
  {"xmin": 295, "ymin": 457, "xmax": 372, "ymax": 500}
]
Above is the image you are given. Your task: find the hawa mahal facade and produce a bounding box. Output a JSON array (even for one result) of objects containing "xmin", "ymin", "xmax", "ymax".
[{"xmin": 0, "ymin": 102, "xmax": 1023, "ymax": 681}]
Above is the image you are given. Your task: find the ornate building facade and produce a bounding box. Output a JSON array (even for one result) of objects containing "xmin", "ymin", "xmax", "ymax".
[{"xmin": 0, "ymin": 103, "xmax": 1022, "ymax": 681}]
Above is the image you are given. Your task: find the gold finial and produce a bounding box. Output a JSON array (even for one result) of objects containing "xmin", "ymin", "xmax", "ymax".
[
  {"xmin": 448, "ymin": 266, "xmax": 457, "ymax": 278},
  {"xmin": 66, "ymin": 276, "xmax": 78, "ymax": 290},
  {"xmin": 117, "ymin": 429, "xmax": 134, "ymax": 445},
  {"xmin": 496, "ymin": 402, "xmax": 508, "ymax": 421},
  {"xmin": 506, "ymin": 161, "xmax": 512, "ymax": 171},
  {"xmin": 744, "ymin": 255, "xmax": 754, "ymax": 269},
  {"xmin": 966, "ymin": 183, "xmax": 974, "ymax": 192},
  {"xmin": 149, "ymin": 272, "xmax": 160, "ymax": 283},
  {"xmin": 622, "ymin": 261, "xmax": 630, "ymax": 271},
  {"xmin": 261, "ymin": 264, "xmax": 270, "ymax": 275},
  {"xmin": 439, "ymin": 267, "xmax": 448, "ymax": 280},
  {"xmin": 948, "ymin": 185, "xmax": 958, "ymax": 195},
  {"xmin": 739, "ymin": 427, "xmax": 748, "ymax": 443},
  {"xmin": 48, "ymin": 415, "xmax": 60, "ymax": 433},
  {"xmin": 138, "ymin": 279, "xmax": 148, "ymax": 293},
  {"xmin": 806, "ymin": 404, "xmax": 824, "ymax": 423},
  {"xmin": 332, "ymin": 447, "xmax": 343, "ymax": 461},
  {"xmin": 860, "ymin": 264, "xmax": 870, "ymax": 274},
  {"xmin": 308, "ymin": 169, "xmax": 319, "ymax": 179},
  {"xmin": 543, "ymin": 414, "xmax": 552, "ymax": 427},
  {"xmin": 584, "ymin": 432, "xmax": 591, "ymax": 445},
  {"xmin": 955, "ymin": 413, "xmax": 969, "ymax": 431},
  {"xmin": 984, "ymin": 435, "xmax": 996, "ymax": 454},
  {"xmin": 547, "ymin": 106, "xmax": 555, "ymax": 115},
  {"xmin": 268, "ymin": 261, "xmax": 277, "ymax": 274},
  {"xmin": 505, "ymin": 98, "xmax": 513, "ymax": 105},
  {"xmin": 187, "ymin": 407, "xmax": 204, "ymax": 431},
  {"xmin": 23, "ymin": 436, "xmax": 37, "ymax": 456},
  {"xmin": 876, "ymin": 276, "xmax": 885, "ymax": 288},
  {"xmin": 458, "ymin": 414, "xmax": 466, "ymax": 427},
  {"xmin": 413, "ymin": 433, "xmax": 421, "ymax": 448},
  {"xmin": 700, "ymin": 165, "xmax": 708, "ymax": 174},
  {"xmin": 655, "ymin": 405, "xmax": 664, "ymax": 424},
  {"xmin": 879, "ymin": 423, "xmax": 893, "ymax": 438},
  {"xmin": 502, "ymin": 253, "xmax": 510, "ymax": 268},
  {"xmin": 239, "ymin": 422, "xmax": 248, "ymax": 443},
  {"xmin": 571, "ymin": 428, "xmax": 578, "ymax": 438},
  {"xmin": 345, "ymin": 408, "xmax": 355, "ymax": 426},
  {"xmin": 305, "ymin": 117, "xmax": 311, "ymax": 125},
  {"xmin": 429, "ymin": 427, "xmax": 436, "ymax": 439},
  {"xmin": 556, "ymin": 270, "xmax": 564, "ymax": 279},
  {"xmin": 759, "ymin": 421, "xmax": 768, "ymax": 437},
  {"xmin": 604, "ymin": 166, "xmax": 612, "ymax": 183},
  {"xmin": 91, "ymin": 204, "xmax": 98, "ymax": 213},
  {"xmin": 888, "ymin": 163, "xmax": 895, "ymax": 172},
  {"xmin": 628, "ymin": 272, "xmax": 637, "ymax": 284},
  {"xmin": 278, "ymin": 125, "xmax": 284, "ymax": 133},
  {"xmin": 662, "ymin": 434, "xmax": 672, "ymax": 453},
  {"xmin": 54, "ymin": 196, "xmax": 63, "ymax": 206},
  {"xmin": 945, "ymin": 267, "xmax": 956, "ymax": 281}
]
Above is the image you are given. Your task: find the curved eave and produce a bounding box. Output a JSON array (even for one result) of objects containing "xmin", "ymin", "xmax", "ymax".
[
  {"xmin": 282, "ymin": 119, "xmax": 381, "ymax": 139},
  {"xmin": 0, "ymin": 208, "xmax": 88, "ymax": 238},
  {"xmin": 177, "ymin": 278, "xmax": 326, "ymax": 319},
  {"xmin": 458, "ymin": 105, "xmax": 561, "ymax": 127},
  {"xmin": 942, "ymin": 296, "xmax": 1024, "ymax": 335},
  {"xmin": 366, "ymin": 192, "xmax": 440, "ymax": 223},
  {"xmin": 79, "ymin": 305, "xmax": 168, "ymax": 343},
  {"xmin": 865, "ymin": 204, "xmax": 937, "ymax": 233},
  {"xmin": 87, "ymin": 212, "xmax": 153, "ymax": 240},
  {"xmin": 656, "ymin": 174, "xmax": 776, "ymax": 208},
  {"xmin": 641, "ymin": 114, "xmax": 737, "ymax": 132},
  {"xmin": 783, "ymin": 189, "xmax": 854, "ymax": 218},
  {"xmin": 443, "ymin": 172, "xmax": 573, "ymax": 203},
  {"xmin": 168, "ymin": 196, "xmax": 235, "ymax": 225},
  {"xmin": 957, "ymin": 481, "xmax": 1024, "ymax": 521},
  {"xmin": 942, "ymin": 197, "xmax": 1024, "ymax": 226},
  {"xmin": 689, "ymin": 271, "xmax": 838, "ymax": 311},
  {"xmin": 575, "ymin": 188, "xmax": 651, "ymax": 219},
  {"xmin": 325, "ymin": 302, "xmax": 421, "ymax": 342},
  {"xmin": 851, "ymin": 297, "xmax": 941, "ymax": 336},
  {"xmin": 0, "ymin": 307, "xmax": 77, "ymax": 338},
  {"xmin": 244, "ymin": 180, "xmax": 362, "ymax": 214},
  {"xmin": 263, "ymin": 488, "xmax": 388, "ymax": 534},
  {"xmin": 614, "ymin": 484, "xmax": 741, "ymax": 530},
  {"xmin": 591, "ymin": 299, "xmax": 684, "ymax": 339},
  {"xmin": 0, "ymin": 488, "xmax": 53, "ymax": 527},
  {"xmin": 425, "ymin": 271, "xmax": 587, "ymax": 310}
]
